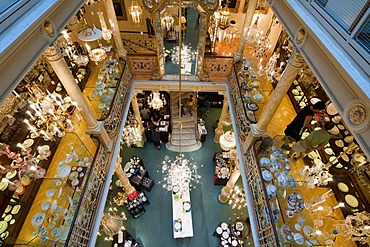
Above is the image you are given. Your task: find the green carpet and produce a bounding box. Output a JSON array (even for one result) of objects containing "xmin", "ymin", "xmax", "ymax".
[{"xmin": 96, "ymin": 108, "xmax": 252, "ymax": 247}]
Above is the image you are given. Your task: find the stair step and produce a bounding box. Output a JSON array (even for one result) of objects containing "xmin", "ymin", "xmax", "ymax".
[
  {"xmin": 169, "ymin": 139, "xmax": 198, "ymax": 146},
  {"xmin": 171, "ymin": 133, "xmax": 196, "ymax": 140},
  {"xmin": 172, "ymin": 128, "xmax": 194, "ymax": 135}
]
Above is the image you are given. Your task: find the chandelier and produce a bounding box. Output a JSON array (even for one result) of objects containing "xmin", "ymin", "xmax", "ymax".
[
  {"xmin": 159, "ymin": 154, "xmax": 202, "ymax": 194},
  {"xmin": 162, "ymin": 15, "xmax": 174, "ymax": 31},
  {"xmin": 129, "ymin": 1, "xmax": 143, "ymax": 25},
  {"xmin": 301, "ymin": 161, "xmax": 333, "ymax": 189},
  {"xmin": 228, "ymin": 186, "xmax": 247, "ymax": 210},
  {"xmin": 99, "ymin": 207, "xmax": 127, "ymax": 241},
  {"xmin": 245, "ymin": 16, "xmax": 263, "ymax": 47},
  {"xmin": 265, "ymin": 52, "xmax": 280, "ymax": 82},
  {"xmin": 97, "ymin": 12, "xmax": 112, "ymax": 41},
  {"xmin": 25, "ymin": 84, "xmax": 77, "ymax": 141},
  {"xmin": 147, "ymin": 91, "xmax": 166, "ymax": 110},
  {"xmin": 170, "ymin": 44, "xmax": 197, "ymax": 64},
  {"xmin": 336, "ymin": 211, "xmax": 370, "ymax": 245},
  {"xmin": 121, "ymin": 112, "xmax": 142, "ymax": 147},
  {"xmin": 254, "ymin": 36, "xmax": 271, "ymax": 58},
  {"xmin": 219, "ymin": 4, "xmax": 230, "ymax": 29}
]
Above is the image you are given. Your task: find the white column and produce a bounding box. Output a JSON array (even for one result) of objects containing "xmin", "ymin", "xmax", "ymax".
[
  {"xmin": 218, "ymin": 161, "xmax": 241, "ymax": 203},
  {"xmin": 114, "ymin": 156, "xmax": 136, "ymax": 195},
  {"xmin": 243, "ymin": 47, "xmax": 305, "ymax": 152},
  {"xmin": 45, "ymin": 45, "xmax": 112, "ymax": 151},
  {"xmin": 234, "ymin": 0, "xmax": 258, "ymax": 61},
  {"xmin": 213, "ymin": 95, "xmax": 229, "ymax": 143},
  {"xmin": 103, "ymin": 0, "xmax": 127, "ymax": 59}
]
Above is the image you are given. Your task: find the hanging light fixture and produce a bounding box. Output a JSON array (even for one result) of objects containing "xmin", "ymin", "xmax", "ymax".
[
  {"xmin": 162, "ymin": 15, "xmax": 174, "ymax": 31},
  {"xmin": 159, "ymin": 1, "xmax": 202, "ymax": 195},
  {"xmin": 147, "ymin": 91, "xmax": 166, "ymax": 110},
  {"xmin": 97, "ymin": 12, "xmax": 112, "ymax": 41},
  {"xmin": 129, "ymin": 1, "xmax": 143, "ymax": 25},
  {"xmin": 99, "ymin": 207, "xmax": 127, "ymax": 241},
  {"xmin": 245, "ymin": 16, "xmax": 263, "ymax": 47},
  {"xmin": 219, "ymin": 3, "xmax": 230, "ymax": 29},
  {"xmin": 170, "ymin": 44, "xmax": 197, "ymax": 64}
]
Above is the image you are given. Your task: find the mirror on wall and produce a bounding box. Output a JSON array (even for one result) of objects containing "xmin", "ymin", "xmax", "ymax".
[{"xmin": 161, "ymin": 5, "xmax": 199, "ymax": 75}]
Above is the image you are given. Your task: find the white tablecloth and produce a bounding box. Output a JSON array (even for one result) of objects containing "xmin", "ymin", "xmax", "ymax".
[{"xmin": 172, "ymin": 187, "xmax": 193, "ymax": 238}]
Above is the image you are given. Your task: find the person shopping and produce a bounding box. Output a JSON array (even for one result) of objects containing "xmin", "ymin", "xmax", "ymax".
[
  {"xmin": 289, "ymin": 121, "xmax": 334, "ymax": 161},
  {"xmin": 282, "ymin": 101, "xmax": 327, "ymax": 150},
  {"xmin": 151, "ymin": 126, "xmax": 162, "ymax": 150}
]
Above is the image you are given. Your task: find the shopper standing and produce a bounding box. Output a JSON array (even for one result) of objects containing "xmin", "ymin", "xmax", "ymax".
[
  {"xmin": 151, "ymin": 126, "xmax": 161, "ymax": 150},
  {"xmin": 282, "ymin": 101, "xmax": 327, "ymax": 150},
  {"xmin": 289, "ymin": 121, "xmax": 334, "ymax": 161}
]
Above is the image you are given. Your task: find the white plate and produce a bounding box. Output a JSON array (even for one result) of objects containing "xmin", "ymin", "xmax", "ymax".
[
  {"xmin": 338, "ymin": 182, "xmax": 349, "ymax": 192},
  {"xmin": 6, "ymin": 170, "xmax": 17, "ymax": 179},
  {"xmin": 332, "ymin": 115, "xmax": 342, "ymax": 123},
  {"xmin": 31, "ymin": 212, "xmax": 45, "ymax": 226},
  {"xmin": 310, "ymin": 98, "xmax": 321, "ymax": 104},
  {"xmin": 294, "ymin": 233, "xmax": 304, "ymax": 245},
  {"xmin": 335, "ymin": 163, "xmax": 343, "ymax": 169},
  {"xmin": 69, "ymin": 171, "xmax": 78, "ymax": 180},
  {"xmin": 23, "ymin": 139, "xmax": 34, "ymax": 148},
  {"xmin": 79, "ymin": 172, "xmax": 84, "ymax": 178},
  {"xmin": 329, "ymin": 156, "xmax": 338, "ymax": 164},
  {"xmin": 222, "ymin": 231, "xmax": 229, "ymax": 239},
  {"xmin": 327, "ymin": 103, "xmax": 338, "ymax": 115},
  {"xmin": 183, "ymin": 202, "xmax": 191, "ymax": 211},
  {"xmin": 4, "ymin": 215, "xmax": 11, "ymax": 222},
  {"xmin": 337, "ymin": 124, "xmax": 345, "ymax": 130},
  {"xmin": 292, "ymin": 89, "xmax": 299, "ymax": 96},
  {"xmin": 295, "ymin": 223, "xmax": 302, "ymax": 231},
  {"xmin": 266, "ymin": 184, "xmax": 277, "ymax": 196},
  {"xmin": 307, "ymin": 151, "xmax": 319, "ymax": 159},
  {"xmin": 58, "ymin": 161, "xmax": 65, "ymax": 167},
  {"xmin": 260, "ymin": 157, "xmax": 270, "ymax": 167},
  {"xmin": 335, "ymin": 140, "xmax": 344, "ymax": 148},
  {"xmin": 342, "ymin": 153, "xmax": 350, "ymax": 162},
  {"xmin": 174, "ymin": 222, "xmax": 181, "ymax": 230},
  {"xmin": 221, "ymin": 222, "xmax": 228, "ymax": 230},
  {"xmin": 0, "ymin": 221, "xmax": 8, "ymax": 234},
  {"xmin": 303, "ymin": 226, "xmax": 314, "ymax": 237},
  {"xmin": 298, "ymin": 216, "xmax": 306, "ymax": 226},
  {"xmin": 328, "ymin": 126, "xmax": 340, "ymax": 135},
  {"xmin": 58, "ymin": 165, "xmax": 71, "ymax": 178},
  {"xmin": 4, "ymin": 206, "xmax": 11, "ymax": 214},
  {"xmin": 46, "ymin": 189, "xmax": 55, "ymax": 198},
  {"xmin": 55, "ymin": 180, "xmax": 62, "ymax": 187},
  {"xmin": 216, "ymin": 227, "xmax": 223, "ymax": 234},
  {"xmin": 11, "ymin": 205, "xmax": 20, "ymax": 215},
  {"xmin": 9, "ymin": 219, "xmax": 15, "ymax": 225},
  {"xmin": 262, "ymin": 170, "xmax": 273, "ymax": 181},
  {"xmin": 325, "ymin": 148, "xmax": 334, "ymax": 155},
  {"xmin": 344, "ymin": 136, "xmax": 354, "ymax": 143},
  {"xmin": 41, "ymin": 201, "xmax": 51, "ymax": 211},
  {"xmin": 72, "ymin": 179, "xmax": 79, "ymax": 187},
  {"xmin": 77, "ymin": 167, "xmax": 83, "ymax": 172},
  {"xmin": 345, "ymin": 194, "xmax": 359, "ymax": 208},
  {"xmin": 313, "ymin": 158, "xmax": 323, "ymax": 166}
]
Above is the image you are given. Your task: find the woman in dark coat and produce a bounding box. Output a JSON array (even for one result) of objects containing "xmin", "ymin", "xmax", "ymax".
[{"xmin": 151, "ymin": 126, "xmax": 161, "ymax": 150}]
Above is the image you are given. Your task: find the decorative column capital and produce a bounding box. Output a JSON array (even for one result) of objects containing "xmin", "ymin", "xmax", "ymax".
[
  {"xmin": 44, "ymin": 44, "xmax": 63, "ymax": 62},
  {"xmin": 288, "ymin": 47, "xmax": 305, "ymax": 69}
]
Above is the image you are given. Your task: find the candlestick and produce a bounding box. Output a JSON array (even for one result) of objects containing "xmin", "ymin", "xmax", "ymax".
[
  {"xmin": 66, "ymin": 119, "xmax": 75, "ymax": 129},
  {"xmin": 54, "ymin": 126, "xmax": 63, "ymax": 137},
  {"xmin": 23, "ymin": 119, "xmax": 38, "ymax": 135},
  {"xmin": 71, "ymin": 101, "xmax": 81, "ymax": 111},
  {"xmin": 48, "ymin": 109, "xmax": 58, "ymax": 119},
  {"xmin": 333, "ymin": 202, "xmax": 345, "ymax": 210}
]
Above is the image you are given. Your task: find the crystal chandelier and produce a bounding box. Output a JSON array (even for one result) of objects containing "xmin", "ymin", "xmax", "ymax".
[
  {"xmin": 121, "ymin": 113, "xmax": 142, "ymax": 147},
  {"xmin": 129, "ymin": 1, "xmax": 143, "ymax": 25},
  {"xmin": 170, "ymin": 44, "xmax": 196, "ymax": 64},
  {"xmin": 254, "ymin": 35, "xmax": 271, "ymax": 58},
  {"xmin": 159, "ymin": 154, "xmax": 202, "ymax": 194},
  {"xmin": 228, "ymin": 186, "xmax": 247, "ymax": 210},
  {"xmin": 162, "ymin": 15, "xmax": 174, "ymax": 31},
  {"xmin": 147, "ymin": 91, "xmax": 166, "ymax": 110},
  {"xmin": 336, "ymin": 211, "xmax": 370, "ymax": 245},
  {"xmin": 245, "ymin": 16, "xmax": 263, "ymax": 47},
  {"xmin": 301, "ymin": 161, "xmax": 333, "ymax": 189},
  {"xmin": 265, "ymin": 52, "xmax": 280, "ymax": 82},
  {"xmin": 25, "ymin": 84, "xmax": 77, "ymax": 141},
  {"xmin": 97, "ymin": 12, "xmax": 112, "ymax": 41},
  {"xmin": 219, "ymin": 4, "xmax": 230, "ymax": 29},
  {"xmin": 99, "ymin": 207, "xmax": 127, "ymax": 241},
  {"xmin": 85, "ymin": 44, "xmax": 107, "ymax": 62}
]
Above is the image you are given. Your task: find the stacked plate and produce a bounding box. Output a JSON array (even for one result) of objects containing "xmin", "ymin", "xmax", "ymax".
[{"xmin": 262, "ymin": 170, "xmax": 273, "ymax": 182}]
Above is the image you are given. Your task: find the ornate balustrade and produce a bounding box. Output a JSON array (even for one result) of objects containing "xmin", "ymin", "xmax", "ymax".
[
  {"xmin": 228, "ymin": 61, "xmax": 252, "ymax": 140},
  {"xmin": 203, "ymin": 56, "xmax": 234, "ymax": 81},
  {"xmin": 66, "ymin": 63, "xmax": 132, "ymax": 247},
  {"xmin": 127, "ymin": 54, "xmax": 159, "ymax": 79},
  {"xmin": 242, "ymin": 146, "xmax": 279, "ymax": 246}
]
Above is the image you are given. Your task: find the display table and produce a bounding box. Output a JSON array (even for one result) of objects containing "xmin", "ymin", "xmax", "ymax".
[{"xmin": 172, "ymin": 187, "xmax": 193, "ymax": 238}]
